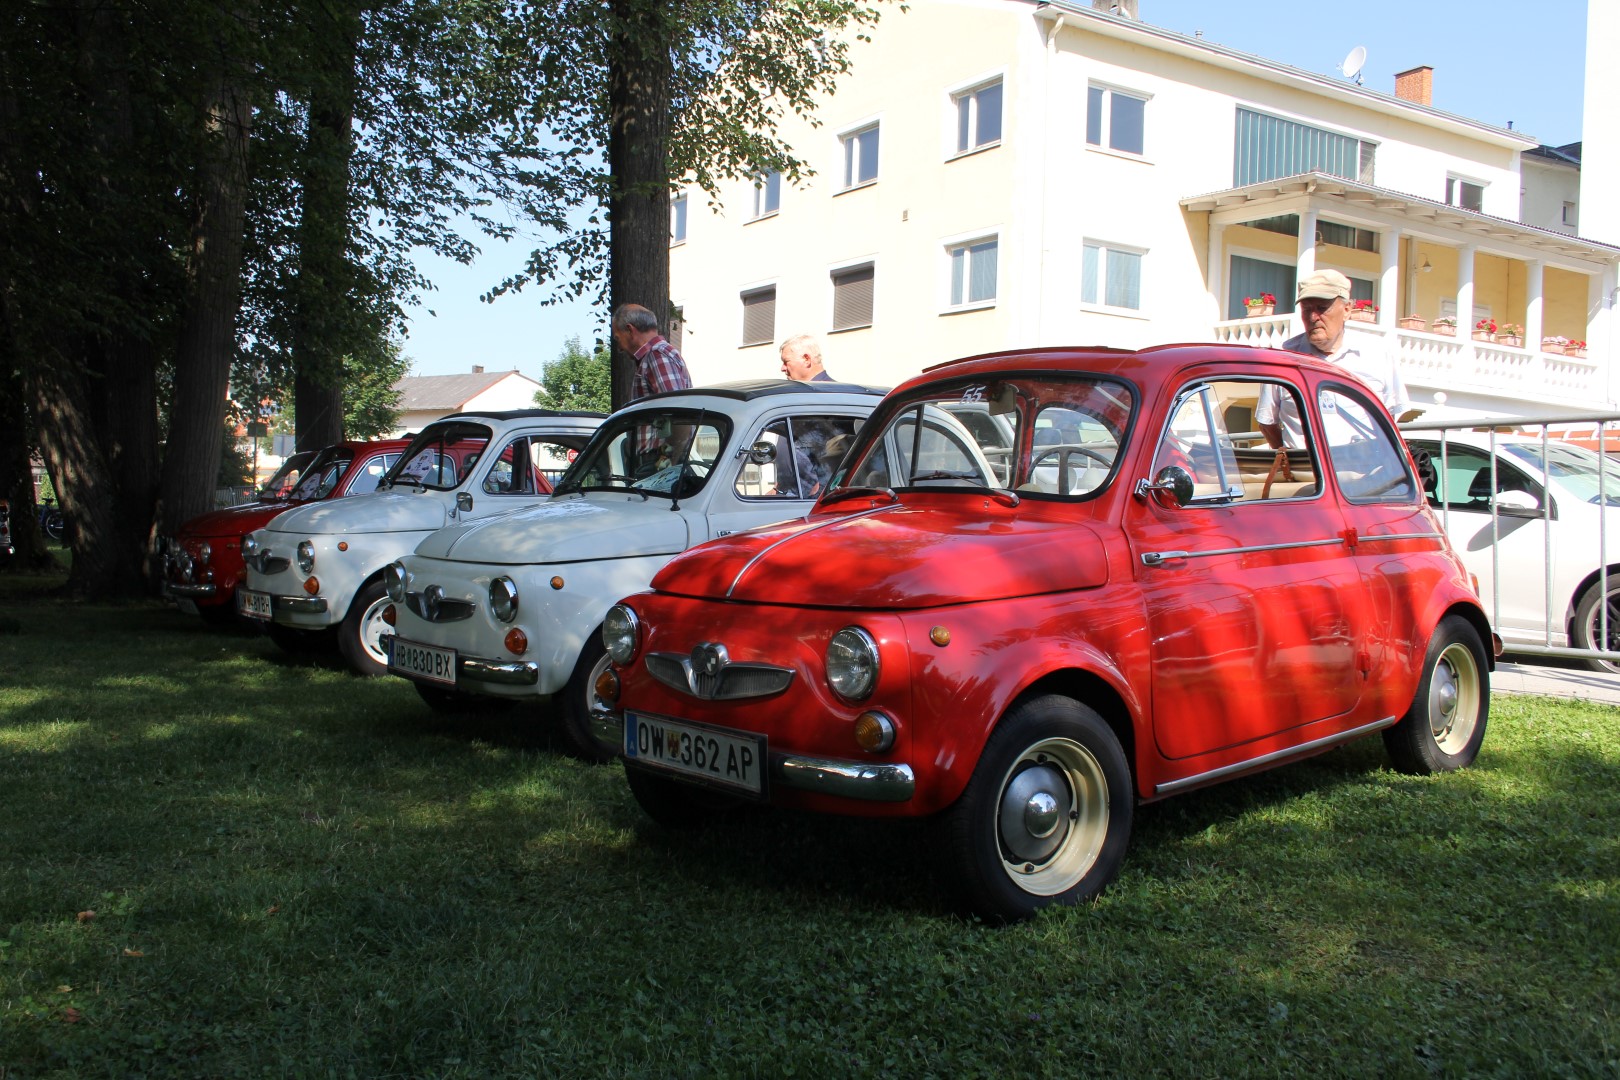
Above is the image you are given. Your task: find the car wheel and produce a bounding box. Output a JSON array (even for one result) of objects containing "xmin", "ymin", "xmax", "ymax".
[
  {"xmin": 1383, "ymin": 615, "xmax": 1489, "ymax": 774},
  {"xmin": 1572, "ymin": 579, "xmax": 1620, "ymax": 674},
  {"xmin": 943, "ymin": 694, "xmax": 1132, "ymax": 923},
  {"xmin": 338, "ymin": 579, "xmax": 391, "ymax": 677},
  {"xmin": 413, "ymin": 682, "xmax": 514, "ymax": 714},
  {"xmin": 625, "ymin": 767, "xmax": 742, "ymax": 830},
  {"xmin": 266, "ymin": 622, "xmax": 333, "ymax": 655},
  {"xmin": 559, "ymin": 634, "xmax": 614, "ymax": 763}
]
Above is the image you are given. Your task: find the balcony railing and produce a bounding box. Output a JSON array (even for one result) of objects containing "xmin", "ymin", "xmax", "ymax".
[{"xmin": 1214, "ymin": 317, "xmax": 1601, "ymax": 408}]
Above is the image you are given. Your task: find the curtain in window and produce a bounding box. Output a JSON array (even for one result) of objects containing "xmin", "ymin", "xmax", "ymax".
[
  {"xmin": 832, "ymin": 265, "xmax": 875, "ymax": 330},
  {"xmin": 741, "ymin": 288, "xmax": 776, "ymax": 346},
  {"xmin": 969, "ymin": 241, "xmax": 997, "ymax": 303},
  {"xmin": 1104, "ymin": 249, "xmax": 1140, "ymax": 308},
  {"xmin": 1228, "ymin": 256, "xmax": 1295, "ymax": 319},
  {"xmin": 974, "ymin": 82, "xmax": 1002, "ymax": 146},
  {"xmin": 1234, "ymin": 108, "xmax": 1364, "ymax": 186}
]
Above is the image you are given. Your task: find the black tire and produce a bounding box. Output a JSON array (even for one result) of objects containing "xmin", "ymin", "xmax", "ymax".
[
  {"xmin": 1383, "ymin": 615, "xmax": 1489, "ymax": 774},
  {"xmin": 943, "ymin": 694, "xmax": 1133, "ymax": 923},
  {"xmin": 625, "ymin": 766, "xmax": 743, "ymax": 830},
  {"xmin": 559, "ymin": 634, "xmax": 614, "ymax": 763},
  {"xmin": 414, "ymin": 682, "xmax": 515, "ymax": 714},
  {"xmin": 43, "ymin": 510, "xmax": 65, "ymax": 543},
  {"xmin": 266, "ymin": 622, "xmax": 333, "ymax": 655},
  {"xmin": 1572, "ymin": 579, "xmax": 1620, "ymax": 674},
  {"xmin": 338, "ymin": 578, "xmax": 391, "ymax": 677}
]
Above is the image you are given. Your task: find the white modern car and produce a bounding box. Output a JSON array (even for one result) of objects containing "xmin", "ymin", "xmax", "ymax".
[
  {"xmin": 1405, "ymin": 429, "xmax": 1620, "ymax": 670},
  {"xmin": 382, "ymin": 380, "xmax": 898, "ymax": 757},
  {"xmin": 238, "ymin": 409, "xmax": 603, "ymax": 675}
]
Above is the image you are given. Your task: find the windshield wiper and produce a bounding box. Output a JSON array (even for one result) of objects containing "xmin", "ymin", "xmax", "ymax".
[
  {"xmin": 907, "ymin": 470, "xmax": 984, "ymax": 483},
  {"xmin": 820, "ymin": 485, "xmax": 898, "ymax": 507}
]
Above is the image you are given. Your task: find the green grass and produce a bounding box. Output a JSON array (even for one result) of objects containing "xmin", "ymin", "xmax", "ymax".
[{"xmin": 1, "ymin": 565, "xmax": 1617, "ymax": 1077}]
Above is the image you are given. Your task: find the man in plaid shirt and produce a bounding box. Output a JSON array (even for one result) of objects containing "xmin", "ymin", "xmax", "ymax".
[{"xmin": 612, "ymin": 304, "xmax": 692, "ymax": 401}]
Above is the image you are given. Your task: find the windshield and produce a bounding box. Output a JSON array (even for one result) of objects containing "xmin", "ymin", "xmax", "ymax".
[
  {"xmin": 1503, "ymin": 441, "xmax": 1620, "ymax": 504},
  {"xmin": 554, "ymin": 408, "xmax": 730, "ymax": 500},
  {"xmin": 260, "ymin": 450, "xmax": 320, "ymax": 501},
  {"xmin": 288, "ymin": 449, "xmax": 354, "ymax": 501},
  {"xmin": 829, "ymin": 375, "xmax": 1134, "ymax": 499},
  {"xmin": 382, "ymin": 422, "xmax": 493, "ymax": 492}
]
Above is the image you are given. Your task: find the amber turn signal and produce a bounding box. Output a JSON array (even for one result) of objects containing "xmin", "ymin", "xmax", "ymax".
[
  {"xmin": 303, "ymin": 576, "xmax": 320, "ymax": 595},
  {"xmin": 929, "ymin": 625, "xmax": 951, "ymax": 646},
  {"xmin": 594, "ymin": 666, "xmax": 620, "ymax": 704},
  {"xmin": 854, "ymin": 711, "xmax": 896, "ymax": 753},
  {"xmin": 504, "ymin": 627, "xmax": 529, "ymax": 656},
  {"xmin": 337, "ymin": 541, "xmax": 349, "ymax": 551},
  {"xmin": 382, "ymin": 604, "xmax": 396, "ymax": 626}
]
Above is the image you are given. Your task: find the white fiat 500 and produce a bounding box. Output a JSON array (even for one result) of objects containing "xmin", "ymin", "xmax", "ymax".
[
  {"xmin": 238, "ymin": 409, "xmax": 603, "ymax": 675},
  {"xmin": 382, "ymin": 380, "xmax": 894, "ymax": 756}
]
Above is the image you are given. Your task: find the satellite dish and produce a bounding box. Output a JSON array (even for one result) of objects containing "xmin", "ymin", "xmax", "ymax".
[{"xmin": 1340, "ymin": 45, "xmax": 1367, "ymax": 85}]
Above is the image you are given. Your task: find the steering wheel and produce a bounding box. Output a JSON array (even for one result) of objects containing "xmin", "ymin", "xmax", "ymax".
[
  {"xmin": 675, "ymin": 462, "xmax": 709, "ymax": 499},
  {"xmin": 1030, "ymin": 444, "xmax": 1113, "ymax": 493}
]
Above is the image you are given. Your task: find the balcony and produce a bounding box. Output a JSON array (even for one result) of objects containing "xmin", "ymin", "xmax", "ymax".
[{"xmin": 1214, "ymin": 314, "xmax": 1603, "ymax": 414}]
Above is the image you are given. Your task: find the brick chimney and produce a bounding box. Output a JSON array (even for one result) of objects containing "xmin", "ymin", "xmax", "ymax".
[
  {"xmin": 472, "ymin": 365, "xmax": 485, "ymax": 374},
  {"xmin": 1395, "ymin": 66, "xmax": 1433, "ymax": 106},
  {"xmin": 1090, "ymin": 0, "xmax": 1138, "ymax": 17}
]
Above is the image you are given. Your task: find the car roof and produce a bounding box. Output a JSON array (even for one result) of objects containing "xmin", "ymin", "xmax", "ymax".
[
  {"xmin": 436, "ymin": 408, "xmax": 607, "ymax": 423},
  {"xmin": 911, "ymin": 342, "xmax": 1339, "ymax": 389},
  {"xmin": 634, "ymin": 379, "xmax": 889, "ymax": 405}
]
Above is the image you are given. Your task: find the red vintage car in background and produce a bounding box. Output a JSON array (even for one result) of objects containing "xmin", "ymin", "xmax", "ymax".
[
  {"xmin": 162, "ymin": 437, "xmax": 411, "ymax": 624},
  {"xmin": 595, "ymin": 344, "xmax": 1495, "ymax": 922}
]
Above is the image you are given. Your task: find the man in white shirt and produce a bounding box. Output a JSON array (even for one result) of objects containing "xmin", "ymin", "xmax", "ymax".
[{"xmin": 1257, "ymin": 269, "xmax": 1411, "ymax": 450}]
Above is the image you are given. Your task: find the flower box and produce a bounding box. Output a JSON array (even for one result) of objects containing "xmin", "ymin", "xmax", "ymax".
[
  {"xmin": 1347, "ymin": 309, "xmax": 1377, "ymax": 323},
  {"xmin": 1433, "ymin": 321, "xmax": 1458, "ymax": 337},
  {"xmin": 1398, "ymin": 315, "xmax": 1427, "ymax": 331},
  {"xmin": 1542, "ymin": 339, "xmax": 1567, "ymax": 355},
  {"xmin": 1243, "ymin": 294, "xmax": 1276, "ymax": 318},
  {"xmin": 1572, "ymin": 347, "xmax": 1588, "ymax": 359},
  {"xmin": 1471, "ymin": 330, "xmax": 1494, "ymax": 342},
  {"xmin": 1245, "ymin": 304, "xmax": 1274, "ymax": 318},
  {"xmin": 1495, "ymin": 334, "xmax": 1523, "ymax": 347}
]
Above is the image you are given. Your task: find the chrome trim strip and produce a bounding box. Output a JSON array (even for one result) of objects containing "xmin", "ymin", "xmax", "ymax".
[
  {"xmin": 461, "ymin": 656, "xmax": 540, "ymax": 686},
  {"xmin": 166, "ymin": 583, "xmax": 219, "ymax": 599},
  {"xmin": 1154, "ymin": 716, "xmax": 1396, "ymax": 796},
  {"xmin": 1354, "ymin": 530, "xmax": 1446, "ymax": 543},
  {"xmin": 275, "ymin": 595, "xmax": 328, "ymax": 614},
  {"xmin": 726, "ymin": 505, "xmax": 896, "ymax": 598},
  {"xmin": 1141, "ymin": 536, "xmax": 1344, "ymax": 566},
  {"xmin": 773, "ymin": 754, "xmax": 915, "ymax": 802}
]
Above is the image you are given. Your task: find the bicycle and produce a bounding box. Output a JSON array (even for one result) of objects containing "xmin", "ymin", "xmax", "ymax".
[{"xmin": 38, "ymin": 498, "xmax": 66, "ymax": 543}]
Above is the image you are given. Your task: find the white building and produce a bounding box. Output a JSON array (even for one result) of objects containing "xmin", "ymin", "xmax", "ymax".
[
  {"xmin": 390, "ymin": 366, "xmax": 544, "ymax": 436},
  {"xmin": 669, "ymin": 0, "xmax": 1619, "ymax": 423}
]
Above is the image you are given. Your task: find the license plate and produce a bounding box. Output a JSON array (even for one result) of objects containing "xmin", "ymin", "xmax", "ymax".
[
  {"xmin": 388, "ymin": 636, "xmax": 457, "ymax": 686},
  {"xmin": 237, "ymin": 589, "xmax": 272, "ymax": 621},
  {"xmin": 624, "ymin": 711, "xmax": 766, "ymax": 796}
]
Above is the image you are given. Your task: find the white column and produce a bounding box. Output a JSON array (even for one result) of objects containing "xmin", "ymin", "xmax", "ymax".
[
  {"xmin": 1208, "ymin": 221, "xmax": 1227, "ymax": 326},
  {"xmin": 1526, "ymin": 260, "xmax": 1545, "ymax": 351},
  {"xmin": 1380, "ymin": 228, "xmax": 1400, "ymax": 327},
  {"xmin": 1595, "ymin": 267, "xmax": 1618, "ymax": 407},
  {"xmin": 1457, "ymin": 245, "xmax": 1477, "ymax": 338},
  {"xmin": 1295, "ymin": 209, "xmax": 1318, "ymax": 335}
]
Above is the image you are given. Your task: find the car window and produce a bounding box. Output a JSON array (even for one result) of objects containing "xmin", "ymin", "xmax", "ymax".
[
  {"xmin": 1319, "ymin": 386, "xmax": 1416, "ymax": 503},
  {"xmin": 736, "ymin": 415, "xmax": 861, "ymax": 499},
  {"xmin": 1151, "ymin": 379, "xmax": 1319, "ymax": 503},
  {"xmin": 346, "ymin": 453, "xmax": 399, "ymax": 496},
  {"xmin": 556, "ymin": 409, "xmax": 731, "ymax": 501},
  {"xmin": 1416, "ymin": 442, "xmax": 1544, "ymax": 512},
  {"xmin": 290, "ymin": 453, "xmax": 353, "ymax": 501},
  {"xmin": 482, "ymin": 435, "xmax": 574, "ymax": 496},
  {"xmin": 386, "ymin": 422, "xmax": 493, "ymax": 491}
]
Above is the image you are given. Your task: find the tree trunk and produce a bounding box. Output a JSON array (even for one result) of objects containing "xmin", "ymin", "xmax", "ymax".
[
  {"xmin": 291, "ymin": 13, "xmax": 359, "ymax": 450},
  {"xmin": 158, "ymin": 51, "xmax": 256, "ymax": 538},
  {"xmin": 607, "ymin": 0, "xmax": 674, "ymax": 409}
]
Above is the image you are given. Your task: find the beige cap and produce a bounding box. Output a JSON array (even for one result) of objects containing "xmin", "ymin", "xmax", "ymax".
[{"xmin": 1297, "ymin": 269, "xmax": 1351, "ymax": 302}]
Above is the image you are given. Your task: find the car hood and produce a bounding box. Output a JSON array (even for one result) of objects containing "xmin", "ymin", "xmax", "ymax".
[
  {"xmin": 414, "ymin": 494, "xmax": 693, "ymax": 564},
  {"xmin": 264, "ymin": 490, "xmax": 447, "ymax": 536},
  {"xmin": 178, "ymin": 500, "xmax": 303, "ymax": 539},
  {"xmin": 649, "ymin": 503, "xmax": 1111, "ymax": 609}
]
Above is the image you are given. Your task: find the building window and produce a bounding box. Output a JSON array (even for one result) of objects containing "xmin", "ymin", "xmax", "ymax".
[
  {"xmin": 953, "ymin": 79, "xmax": 1003, "ymax": 155},
  {"xmin": 1082, "ymin": 241, "xmax": 1143, "ymax": 311},
  {"xmin": 741, "ymin": 286, "xmax": 776, "ymax": 347},
  {"xmin": 831, "ymin": 264, "xmax": 875, "ymax": 331},
  {"xmin": 1233, "ymin": 107, "xmax": 1375, "ymax": 186},
  {"xmin": 1086, "ymin": 84, "xmax": 1146, "ymax": 155},
  {"xmin": 671, "ymin": 193, "xmax": 687, "ymax": 244},
  {"xmin": 1562, "ymin": 200, "xmax": 1577, "ymax": 226},
  {"xmin": 1446, "ymin": 176, "xmax": 1484, "ymax": 212},
  {"xmin": 669, "ymin": 305, "xmax": 684, "ymax": 352},
  {"xmin": 947, "ymin": 238, "xmax": 998, "ymax": 309},
  {"xmin": 752, "ymin": 171, "xmax": 781, "ymax": 219},
  {"xmin": 840, "ymin": 124, "xmax": 879, "ymax": 190}
]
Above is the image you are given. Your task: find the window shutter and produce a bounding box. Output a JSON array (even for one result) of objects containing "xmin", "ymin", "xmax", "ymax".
[
  {"xmin": 741, "ymin": 288, "xmax": 776, "ymax": 346},
  {"xmin": 831, "ymin": 265, "xmax": 874, "ymax": 330}
]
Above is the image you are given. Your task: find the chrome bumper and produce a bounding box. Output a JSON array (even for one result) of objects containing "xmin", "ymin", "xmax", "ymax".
[
  {"xmin": 461, "ymin": 655, "xmax": 540, "ymax": 686},
  {"xmin": 591, "ymin": 711, "xmax": 915, "ymax": 803},
  {"xmin": 165, "ymin": 582, "xmax": 219, "ymax": 599},
  {"xmin": 273, "ymin": 595, "xmax": 329, "ymax": 615}
]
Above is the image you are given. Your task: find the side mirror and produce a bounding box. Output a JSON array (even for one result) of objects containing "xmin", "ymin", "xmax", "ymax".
[
  {"xmin": 748, "ymin": 440, "xmax": 778, "ymax": 466},
  {"xmin": 456, "ymin": 491, "xmax": 474, "ymax": 514},
  {"xmin": 1492, "ymin": 490, "xmax": 1539, "ymax": 513},
  {"xmin": 1135, "ymin": 465, "xmax": 1195, "ymax": 507}
]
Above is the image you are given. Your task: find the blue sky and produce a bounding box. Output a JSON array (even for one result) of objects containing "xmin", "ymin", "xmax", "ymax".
[{"xmin": 398, "ymin": 0, "xmax": 1589, "ymax": 380}]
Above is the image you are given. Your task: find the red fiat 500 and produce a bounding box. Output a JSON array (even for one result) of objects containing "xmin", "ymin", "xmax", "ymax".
[{"xmin": 597, "ymin": 345, "xmax": 1495, "ymax": 922}]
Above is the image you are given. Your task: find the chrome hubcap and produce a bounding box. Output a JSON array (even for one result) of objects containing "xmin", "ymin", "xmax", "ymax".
[
  {"xmin": 1429, "ymin": 643, "xmax": 1480, "ymax": 755},
  {"xmin": 995, "ymin": 738, "xmax": 1110, "ymax": 895}
]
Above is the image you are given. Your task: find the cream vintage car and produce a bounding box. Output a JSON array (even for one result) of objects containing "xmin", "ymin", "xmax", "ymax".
[
  {"xmin": 382, "ymin": 380, "xmax": 890, "ymax": 757},
  {"xmin": 238, "ymin": 409, "xmax": 603, "ymax": 675}
]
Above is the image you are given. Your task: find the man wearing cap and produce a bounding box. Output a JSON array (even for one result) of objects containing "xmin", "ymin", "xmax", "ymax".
[{"xmin": 1257, "ymin": 269, "xmax": 1411, "ymax": 450}]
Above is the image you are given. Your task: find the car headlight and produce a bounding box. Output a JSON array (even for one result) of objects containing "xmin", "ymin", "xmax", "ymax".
[
  {"xmin": 241, "ymin": 534, "xmax": 260, "ymax": 559},
  {"xmin": 296, "ymin": 540, "xmax": 315, "ymax": 574},
  {"xmin": 489, "ymin": 576, "xmax": 519, "ymax": 623},
  {"xmin": 826, "ymin": 626, "xmax": 880, "ymax": 701},
  {"xmin": 602, "ymin": 604, "xmax": 640, "ymax": 665},
  {"xmin": 384, "ymin": 561, "xmax": 408, "ymax": 604},
  {"xmin": 196, "ymin": 541, "xmax": 211, "ymax": 565}
]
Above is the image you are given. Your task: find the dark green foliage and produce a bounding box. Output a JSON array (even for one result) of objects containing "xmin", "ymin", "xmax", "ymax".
[{"xmin": 539, "ymin": 336, "xmax": 613, "ymax": 413}]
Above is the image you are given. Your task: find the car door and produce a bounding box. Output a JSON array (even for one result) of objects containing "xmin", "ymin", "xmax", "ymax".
[
  {"xmin": 1409, "ymin": 437, "xmax": 1551, "ymax": 640},
  {"xmin": 1125, "ymin": 375, "xmax": 1366, "ymax": 761},
  {"xmin": 708, "ymin": 409, "xmax": 865, "ymax": 541}
]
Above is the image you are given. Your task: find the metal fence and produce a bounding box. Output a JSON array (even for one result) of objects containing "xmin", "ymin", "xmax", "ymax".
[{"xmin": 1399, "ymin": 411, "xmax": 1620, "ymax": 670}]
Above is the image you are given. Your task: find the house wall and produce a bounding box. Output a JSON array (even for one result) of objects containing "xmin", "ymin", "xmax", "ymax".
[{"xmin": 1521, "ymin": 158, "xmax": 1579, "ymax": 235}]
